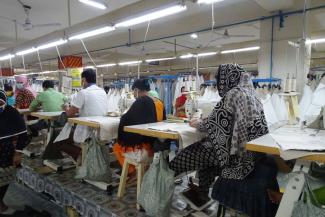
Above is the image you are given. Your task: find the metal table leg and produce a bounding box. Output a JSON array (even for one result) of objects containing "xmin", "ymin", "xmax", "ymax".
[{"xmin": 275, "ymin": 159, "xmax": 311, "ymax": 217}]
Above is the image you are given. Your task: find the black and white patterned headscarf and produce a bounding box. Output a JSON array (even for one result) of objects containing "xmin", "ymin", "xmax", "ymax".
[
  {"xmin": 216, "ymin": 63, "xmax": 246, "ymax": 97},
  {"xmin": 201, "ymin": 63, "xmax": 268, "ymax": 179}
]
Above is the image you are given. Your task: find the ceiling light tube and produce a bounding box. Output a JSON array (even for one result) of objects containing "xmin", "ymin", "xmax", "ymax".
[
  {"xmin": 221, "ymin": 46, "xmax": 260, "ymax": 54},
  {"xmin": 37, "ymin": 39, "xmax": 67, "ymax": 50},
  {"xmin": 96, "ymin": 63, "xmax": 116, "ymax": 68},
  {"xmin": 145, "ymin": 57, "xmax": 176, "ymax": 62},
  {"xmin": 118, "ymin": 61, "xmax": 142, "ymax": 66},
  {"xmin": 191, "ymin": 33, "xmax": 198, "ymax": 39},
  {"xmin": 84, "ymin": 65, "xmax": 96, "ymax": 69},
  {"xmin": 115, "ymin": 5, "xmax": 187, "ymax": 27},
  {"xmin": 78, "ymin": 0, "xmax": 107, "ymax": 9},
  {"xmin": 0, "ymin": 54, "xmax": 15, "ymax": 61},
  {"xmin": 16, "ymin": 47, "xmax": 38, "ymax": 56},
  {"xmin": 197, "ymin": 0, "xmax": 224, "ymax": 4},
  {"xmin": 306, "ymin": 38, "xmax": 325, "ymax": 44},
  {"xmin": 69, "ymin": 26, "xmax": 115, "ymax": 40},
  {"xmin": 180, "ymin": 54, "xmax": 195, "ymax": 59},
  {"xmin": 197, "ymin": 52, "xmax": 217, "ymax": 57}
]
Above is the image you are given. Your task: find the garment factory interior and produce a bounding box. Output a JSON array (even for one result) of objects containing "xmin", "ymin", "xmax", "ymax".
[{"xmin": 0, "ymin": 0, "xmax": 325, "ymax": 217}]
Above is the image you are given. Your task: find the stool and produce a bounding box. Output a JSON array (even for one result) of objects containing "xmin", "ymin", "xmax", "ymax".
[{"xmin": 117, "ymin": 158, "xmax": 147, "ymax": 208}]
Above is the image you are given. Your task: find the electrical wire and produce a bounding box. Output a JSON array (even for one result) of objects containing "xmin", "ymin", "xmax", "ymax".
[
  {"xmin": 36, "ymin": 49, "xmax": 43, "ymax": 71},
  {"xmin": 21, "ymin": 54, "xmax": 26, "ymax": 71},
  {"xmin": 80, "ymin": 39, "xmax": 96, "ymax": 67},
  {"xmin": 56, "ymin": 45, "xmax": 66, "ymax": 69},
  {"xmin": 137, "ymin": 21, "xmax": 151, "ymax": 78}
]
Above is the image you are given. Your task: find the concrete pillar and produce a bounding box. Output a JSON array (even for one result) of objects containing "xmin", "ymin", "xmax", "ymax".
[{"xmin": 258, "ymin": 13, "xmax": 312, "ymax": 94}]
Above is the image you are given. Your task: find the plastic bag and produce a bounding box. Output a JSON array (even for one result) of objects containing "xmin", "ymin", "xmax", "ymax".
[
  {"xmin": 75, "ymin": 133, "xmax": 111, "ymax": 182},
  {"xmin": 138, "ymin": 151, "xmax": 175, "ymax": 217},
  {"xmin": 291, "ymin": 174, "xmax": 325, "ymax": 217}
]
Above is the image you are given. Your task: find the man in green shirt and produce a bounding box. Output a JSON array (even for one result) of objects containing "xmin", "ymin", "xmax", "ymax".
[
  {"xmin": 29, "ymin": 80, "xmax": 67, "ymax": 136},
  {"xmin": 29, "ymin": 80, "xmax": 67, "ymax": 112}
]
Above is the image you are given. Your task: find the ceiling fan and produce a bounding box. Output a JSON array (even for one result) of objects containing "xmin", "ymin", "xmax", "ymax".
[
  {"xmin": 212, "ymin": 29, "xmax": 255, "ymax": 40},
  {"xmin": 17, "ymin": 0, "xmax": 61, "ymax": 31}
]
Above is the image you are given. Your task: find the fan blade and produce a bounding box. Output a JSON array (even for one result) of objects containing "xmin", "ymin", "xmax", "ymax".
[
  {"xmin": 227, "ymin": 34, "xmax": 256, "ymax": 38},
  {"xmin": 213, "ymin": 31, "xmax": 224, "ymax": 36},
  {"xmin": 33, "ymin": 23, "xmax": 61, "ymax": 28}
]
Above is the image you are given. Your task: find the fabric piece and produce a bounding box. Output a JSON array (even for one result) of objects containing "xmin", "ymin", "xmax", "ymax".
[
  {"xmin": 113, "ymin": 143, "xmax": 153, "ymax": 175},
  {"xmin": 299, "ymin": 85, "xmax": 313, "ymax": 123},
  {"xmin": 170, "ymin": 142, "xmax": 220, "ymax": 190},
  {"xmin": 29, "ymin": 88, "xmax": 67, "ymax": 112},
  {"xmin": 146, "ymin": 123, "xmax": 204, "ymax": 149},
  {"xmin": 304, "ymin": 83, "xmax": 325, "ymax": 124},
  {"xmin": 262, "ymin": 94, "xmax": 279, "ymax": 127},
  {"xmin": 6, "ymin": 96, "xmax": 15, "ymax": 107}
]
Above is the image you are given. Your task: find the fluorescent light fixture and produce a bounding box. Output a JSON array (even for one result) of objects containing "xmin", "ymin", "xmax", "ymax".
[
  {"xmin": 37, "ymin": 39, "xmax": 67, "ymax": 50},
  {"xmin": 84, "ymin": 65, "xmax": 96, "ymax": 69},
  {"xmin": 197, "ymin": 52, "xmax": 217, "ymax": 57},
  {"xmin": 191, "ymin": 33, "xmax": 198, "ymax": 39},
  {"xmin": 0, "ymin": 54, "xmax": 15, "ymax": 61},
  {"xmin": 180, "ymin": 54, "xmax": 195, "ymax": 59},
  {"xmin": 96, "ymin": 63, "xmax": 116, "ymax": 68},
  {"xmin": 197, "ymin": 0, "xmax": 224, "ymax": 4},
  {"xmin": 115, "ymin": 5, "xmax": 187, "ymax": 27},
  {"xmin": 221, "ymin": 46, "xmax": 260, "ymax": 54},
  {"xmin": 145, "ymin": 57, "xmax": 176, "ymax": 62},
  {"xmin": 180, "ymin": 52, "xmax": 217, "ymax": 59},
  {"xmin": 16, "ymin": 47, "xmax": 38, "ymax": 56},
  {"xmin": 118, "ymin": 61, "xmax": 142, "ymax": 66},
  {"xmin": 69, "ymin": 26, "xmax": 115, "ymax": 40},
  {"xmin": 306, "ymin": 38, "xmax": 325, "ymax": 44},
  {"xmin": 78, "ymin": 0, "xmax": 107, "ymax": 9}
]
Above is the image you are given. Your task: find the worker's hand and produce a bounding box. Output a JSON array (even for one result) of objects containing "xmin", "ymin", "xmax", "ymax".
[
  {"xmin": 189, "ymin": 118, "xmax": 201, "ymax": 128},
  {"xmin": 13, "ymin": 152, "xmax": 22, "ymax": 167}
]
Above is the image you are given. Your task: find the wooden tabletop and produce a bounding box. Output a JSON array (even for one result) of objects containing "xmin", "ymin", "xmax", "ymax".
[
  {"xmin": 68, "ymin": 117, "xmax": 100, "ymax": 129},
  {"xmin": 124, "ymin": 122, "xmax": 180, "ymax": 140},
  {"xmin": 246, "ymin": 130, "xmax": 325, "ymax": 163},
  {"xmin": 30, "ymin": 111, "xmax": 63, "ymax": 120}
]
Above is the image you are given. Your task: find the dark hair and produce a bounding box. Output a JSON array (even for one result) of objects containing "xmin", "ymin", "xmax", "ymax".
[
  {"xmin": 181, "ymin": 86, "xmax": 186, "ymax": 92},
  {"xmin": 132, "ymin": 79, "xmax": 150, "ymax": 91},
  {"xmin": 4, "ymin": 84, "xmax": 13, "ymax": 92},
  {"xmin": 42, "ymin": 80, "xmax": 54, "ymax": 89},
  {"xmin": 81, "ymin": 69, "xmax": 97, "ymax": 83}
]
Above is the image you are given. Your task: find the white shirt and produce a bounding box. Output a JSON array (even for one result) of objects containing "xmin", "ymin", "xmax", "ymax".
[
  {"xmin": 72, "ymin": 85, "xmax": 108, "ymax": 117},
  {"xmin": 71, "ymin": 85, "xmax": 109, "ymax": 143}
]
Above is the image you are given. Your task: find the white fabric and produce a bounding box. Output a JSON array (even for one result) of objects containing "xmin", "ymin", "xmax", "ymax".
[
  {"xmin": 299, "ymin": 85, "xmax": 313, "ymax": 123},
  {"xmin": 54, "ymin": 123, "xmax": 73, "ymax": 143},
  {"xmin": 81, "ymin": 116, "xmax": 120, "ymax": 141},
  {"xmin": 271, "ymin": 93, "xmax": 288, "ymax": 122},
  {"xmin": 71, "ymin": 85, "xmax": 109, "ymax": 143},
  {"xmin": 147, "ymin": 122, "xmax": 205, "ymax": 149},
  {"xmin": 261, "ymin": 94, "xmax": 279, "ymax": 127},
  {"xmin": 304, "ymin": 83, "xmax": 325, "ymax": 124}
]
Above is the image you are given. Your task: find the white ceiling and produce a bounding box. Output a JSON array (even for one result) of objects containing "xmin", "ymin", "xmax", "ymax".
[{"xmin": 0, "ymin": 0, "xmax": 139, "ymax": 44}]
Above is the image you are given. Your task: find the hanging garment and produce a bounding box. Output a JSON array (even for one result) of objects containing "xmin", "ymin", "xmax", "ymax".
[
  {"xmin": 299, "ymin": 85, "xmax": 313, "ymax": 123},
  {"xmin": 261, "ymin": 94, "xmax": 279, "ymax": 127},
  {"xmin": 271, "ymin": 93, "xmax": 288, "ymax": 122}
]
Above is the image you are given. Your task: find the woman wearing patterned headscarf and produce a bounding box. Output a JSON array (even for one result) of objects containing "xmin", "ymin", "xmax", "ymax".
[
  {"xmin": 170, "ymin": 64, "xmax": 278, "ymax": 217},
  {"xmin": 15, "ymin": 75, "xmax": 35, "ymax": 109},
  {"xmin": 0, "ymin": 90, "xmax": 28, "ymax": 214}
]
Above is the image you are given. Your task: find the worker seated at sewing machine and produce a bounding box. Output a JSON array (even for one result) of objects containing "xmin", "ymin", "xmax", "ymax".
[
  {"xmin": 42, "ymin": 69, "xmax": 108, "ymax": 162},
  {"xmin": 113, "ymin": 79, "xmax": 166, "ymax": 177},
  {"xmin": 28, "ymin": 80, "xmax": 67, "ymax": 137}
]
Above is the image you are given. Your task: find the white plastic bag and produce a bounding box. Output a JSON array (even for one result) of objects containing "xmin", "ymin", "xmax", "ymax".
[
  {"xmin": 75, "ymin": 133, "xmax": 111, "ymax": 182},
  {"xmin": 138, "ymin": 151, "xmax": 175, "ymax": 217}
]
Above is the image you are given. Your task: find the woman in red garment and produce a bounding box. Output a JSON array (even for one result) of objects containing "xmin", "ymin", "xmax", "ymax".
[{"xmin": 175, "ymin": 86, "xmax": 188, "ymax": 118}]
